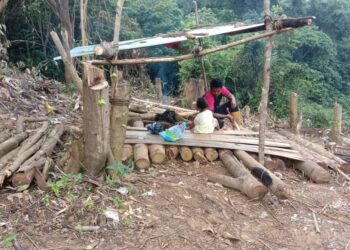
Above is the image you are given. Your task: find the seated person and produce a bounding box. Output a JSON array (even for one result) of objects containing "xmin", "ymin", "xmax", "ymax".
[
  {"xmin": 188, "ymin": 97, "xmax": 219, "ymax": 134},
  {"xmin": 203, "ymin": 79, "xmax": 244, "ymax": 129}
]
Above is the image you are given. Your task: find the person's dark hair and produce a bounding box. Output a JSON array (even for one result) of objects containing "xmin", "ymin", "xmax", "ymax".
[
  {"xmin": 196, "ymin": 97, "xmax": 208, "ymax": 111},
  {"xmin": 210, "ymin": 79, "xmax": 223, "ymax": 89}
]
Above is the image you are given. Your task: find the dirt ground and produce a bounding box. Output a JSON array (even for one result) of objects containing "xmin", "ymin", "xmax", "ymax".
[{"xmin": 0, "ymin": 158, "xmax": 349, "ymax": 250}]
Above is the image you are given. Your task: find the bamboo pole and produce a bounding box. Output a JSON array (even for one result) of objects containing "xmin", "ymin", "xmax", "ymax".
[
  {"xmin": 90, "ymin": 28, "xmax": 292, "ymax": 66},
  {"xmin": 290, "ymin": 92, "xmax": 298, "ymax": 134},
  {"xmin": 258, "ymin": 0, "xmax": 273, "ymax": 165}
]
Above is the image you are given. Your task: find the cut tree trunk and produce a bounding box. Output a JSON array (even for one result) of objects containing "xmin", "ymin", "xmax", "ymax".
[
  {"xmin": 204, "ymin": 148, "xmax": 218, "ymax": 162},
  {"xmin": 294, "ymin": 161, "xmax": 331, "ymax": 183},
  {"xmin": 0, "ymin": 132, "xmax": 28, "ymax": 158},
  {"xmin": 80, "ymin": 0, "xmax": 89, "ymax": 61},
  {"xmin": 180, "ymin": 146, "xmax": 193, "ymax": 162},
  {"xmin": 192, "ymin": 147, "xmax": 207, "ymax": 164},
  {"xmin": 290, "ymin": 92, "xmax": 298, "ymax": 134},
  {"xmin": 149, "ymin": 144, "xmax": 166, "ymax": 164},
  {"xmin": 218, "ymin": 150, "xmax": 267, "ymax": 199},
  {"xmin": 95, "ymin": 41, "xmax": 117, "ymax": 59},
  {"xmin": 233, "ymin": 149, "xmax": 293, "ymax": 199},
  {"xmin": 184, "ymin": 78, "xmax": 205, "ymax": 109},
  {"xmin": 166, "ymin": 146, "xmax": 179, "ymax": 160},
  {"xmin": 82, "ymin": 64, "xmax": 110, "ymax": 176},
  {"xmin": 129, "ymin": 104, "xmax": 148, "ymax": 114},
  {"xmin": 110, "ymin": 72, "xmax": 130, "ymax": 179}
]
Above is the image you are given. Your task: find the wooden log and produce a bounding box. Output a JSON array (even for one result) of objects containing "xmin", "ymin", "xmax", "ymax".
[
  {"xmin": 207, "ymin": 173, "xmax": 266, "ymax": 200},
  {"xmin": 233, "ymin": 150, "xmax": 293, "ymax": 199},
  {"xmin": 192, "ymin": 147, "xmax": 207, "ymax": 164},
  {"xmin": 180, "ymin": 146, "xmax": 193, "ymax": 162},
  {"xmin": 19, "ymin": 122, "xmax": 49, "ymax": 153},
  {"xmin": 90, "ymin": 28, "xmax": 294, "ymax": 66},
  {"xmin": 82, "ymin": 63, "xmax": 110, "ymax": 176},
  {"xmin": 218, "ymin": 150, "xmax": 267, "ymax": 199},
  {"xmin": 155, "ymin": 78, "xmax": 163, "ymax": 100},
  {"xmin": 134, "ymin": 144, "xmax": 150, "ymax": 170},
  {"xmin": 122, "ymin": 144, "xmax": 133, "ymax": 162},
  {"xmin": 133, "ymin": 120, "xmax": 145, "ymax": 128},
  {"xmin": 204, "ymin": 148, "xmax": 219, "ymax": 162},
  {"xmin": 94, "ymin": 41, "xmax": 117, "ymax": 59},
  {"xmin": 0, "ymin": 130, "xmax": 11, "ymax": 144},
  {"xmin": 11, "ymin": 158, "xmax": 46, "ymax": 187},
  {"xmin": 129, "ymin": 104, "xmax": 148, "ymax": 114},
  {"xmin": 294, "ymin": 161, "xmax": 331, "ymax": 184},
  {"xmin": 0, "ymin": 147, "xmax": 20, "ymax": 171},
  {"xmin": 184, "ymin": 78, "xmax": 205, "ymax": 109},
  {"xmin": 166, "ymin": 146, "xmax": 179, "ymax": 160},
  {"xmin": 16, "ymin": 116, "xmax": 25, "ymax": 133},
  {"xmin": 331, "ymin": 103, "xmax": 342, "ymax": 143},
  {"xmin": 133, "ymin": 121, "xmax": 150, "ymax": 169},
  {"xmin": 0, "ymin": 132, "xmax": 28, "ymax": 158},
  {"xmin": 131, "ymin": 97, "xmax": 197, "ymax": 114},
  {"xmin": 149, "ymin": 144, "xmax": 166, "ymax": 164},
  {"xmin": 277, "ymin": 130, "xmax": 345, "ymax": 165},
  {"xmin": 290, "ymin": 92, "xmax": 298, "ymax": 134},
  {"xmin": 0, "ymin": 137, "xmax": 44, "ymax": 186}
]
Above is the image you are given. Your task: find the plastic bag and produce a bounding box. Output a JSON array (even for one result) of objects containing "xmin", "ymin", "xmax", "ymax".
[{"xmin": 159, "ymin": 122, "xmax": 187, "ymax": 142}]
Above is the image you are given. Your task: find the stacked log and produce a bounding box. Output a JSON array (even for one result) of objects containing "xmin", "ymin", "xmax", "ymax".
[
  {"xmin": 180, "ymin": 146, "xmax": 193, "ymax": 162},
  {"xmin": 133, "ymin": 121, "xmax": 150, "ymax": 170},
  {"xmin": 149, "ymin": 144, "xmax": 166, "ymax": 164},
  {"xmin": 0, "ymin": 123, "xmax": 65, "ymax": 188},
  {"xmin": 204, "ymin": 148, "xmax": 219, "ymax": 162},
  {"xmin": 166, "ymin": 146, "xmax": 179, "ymax": 160},
  {"xmin": 192, "ymin": 147, "xmax": 208, "ymax": 164}
]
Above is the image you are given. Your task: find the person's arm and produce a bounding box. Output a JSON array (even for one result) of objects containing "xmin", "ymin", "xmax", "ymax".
[{"xmin": 222, "ymin": 87, "xmax": 237, "ymax": 109}]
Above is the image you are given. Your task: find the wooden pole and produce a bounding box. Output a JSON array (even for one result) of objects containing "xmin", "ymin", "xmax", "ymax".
[
  {"xmin": 90, "ymin": 28, "xmax": 293, "ymax": 66},
  {"xmin": 109, "ymin": 0, "xmax": 127, "ymax": 179},
  {"xmin": 258, "ymin": 0, "xmax": 273, "ymax": 165},
  {"xmin": 331, "ymin": 102, "xmax": 342, "ymax": 143},
  {"xmin": 290, "ymin": 92, "xmax": 298, "ymax": 134}
]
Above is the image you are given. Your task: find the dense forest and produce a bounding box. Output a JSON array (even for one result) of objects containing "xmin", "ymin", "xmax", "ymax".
[{"xmin": 2, "ymin": 0, "xmax": 350, "ymax": 128}]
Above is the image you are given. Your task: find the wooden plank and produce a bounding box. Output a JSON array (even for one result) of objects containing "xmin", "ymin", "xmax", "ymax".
[
  {"xmin": 124, "ymin": 136, "xmax": 303, "ymax": 161},
  {"xmin": 126, "ymin": 127, "xmax": 259, "ymax": 136},
  {"xmin": 125, "ymin": 131, "xmax": 292, "ymax": 148}
]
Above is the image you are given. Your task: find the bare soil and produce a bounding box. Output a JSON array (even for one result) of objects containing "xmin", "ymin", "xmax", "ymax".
[{"xmin": 0, "ymin": 159, "xmax": 349, "ymax": 250}]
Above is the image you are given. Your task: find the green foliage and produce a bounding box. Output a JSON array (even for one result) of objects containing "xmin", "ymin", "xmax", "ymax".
[
  {"xmin": 1, "ymin": 233, "xmax": 17, "ymax": 247},
  {"xmin": 107, "ymin": 160, "xmax": 133, "ymax": 178},
  {"xmin": 112, "ymin": 195, "xmax": 123, "ymax": 208},
  {"xmin": 48, "ymin": 174, "xmax": 83, "ymax": 197}
]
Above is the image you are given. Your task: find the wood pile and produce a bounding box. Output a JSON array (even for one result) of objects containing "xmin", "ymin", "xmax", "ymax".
[{"xmin": 0, "ymin": 121, "xmax": 65, "ymax": 189}]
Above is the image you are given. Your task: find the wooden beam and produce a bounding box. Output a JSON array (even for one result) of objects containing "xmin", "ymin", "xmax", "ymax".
[{"xmin": 90, "ymin": 28, "xmax": 292, "ymax": 66}]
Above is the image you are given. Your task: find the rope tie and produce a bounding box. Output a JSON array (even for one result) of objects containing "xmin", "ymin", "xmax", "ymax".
[{"xmin": 110, "ymin": 97, "xmax": 130, "ymax": 106}]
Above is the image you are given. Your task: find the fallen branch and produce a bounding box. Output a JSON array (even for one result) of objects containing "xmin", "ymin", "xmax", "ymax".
[
  {"xmin": 19, "ymin": 122, "xmax": 49, "ymax": 153},
  {"xmin": 0, "ymin": 130, "xmax": 11, "ymax": 143},
  {"xmin": 0, "ymin": 132, "xmax": 28, "ymax": 158}
]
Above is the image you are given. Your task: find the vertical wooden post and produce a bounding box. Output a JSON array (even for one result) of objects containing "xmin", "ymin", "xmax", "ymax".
[
  {"xmin": 109, "ymin": 0, "xmax": 126, "ymax": 179},
  {"xmin": 80, "ymin": 0, "xmax": 89, "ymax": 61},
  {"xmin": 331, "ymin": 102, "xmax": 342, "ymax": 143},
  {"xmin": 82, "ymin": 63, "xmax": 110, "ymax": 176},
  {"xmin": 289, "ymin": 92, "xmax": 298, "ymax": 134},
  {"xmin": 258, "ymin": 0, "xmax": 273, "ymax": 164},
  {"xmin": 110, "ymin": 73, "xmax": 129, "ymax": 178},
  {"xmin": 155, "ymin": 77, "xmax": 163, "ymax": 100}
]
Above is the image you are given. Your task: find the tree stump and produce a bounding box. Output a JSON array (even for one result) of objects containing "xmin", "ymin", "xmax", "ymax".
[
  {"xmin": 82, "ymin": 63, "xmax": 110, "ymax": 176},
  {"xmin": 134, "ymin": 144, "xmax": 150, "ymax": 170}
]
